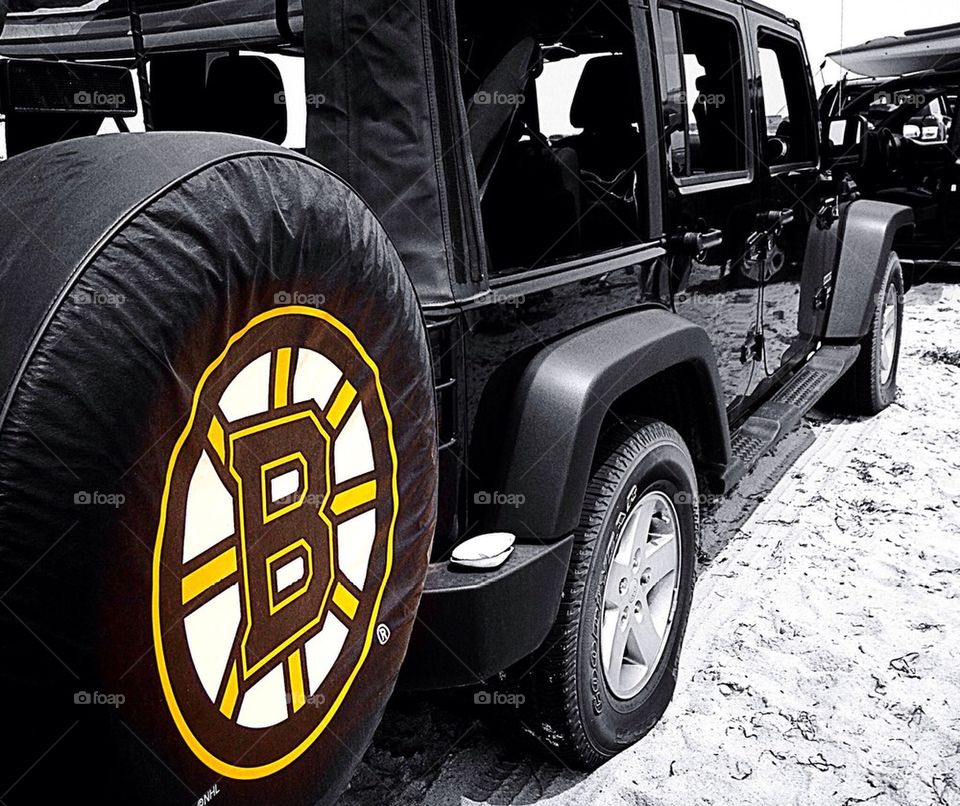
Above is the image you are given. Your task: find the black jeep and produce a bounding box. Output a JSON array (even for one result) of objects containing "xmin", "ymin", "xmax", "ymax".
[{"xmin": 0, "ymin": 0, "xmax": 913, "ymax": 804}]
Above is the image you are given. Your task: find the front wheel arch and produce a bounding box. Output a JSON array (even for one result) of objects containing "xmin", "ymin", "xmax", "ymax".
[{"xmin": 480, "ymin": 310, "xmax": 731, "ymax": 543}]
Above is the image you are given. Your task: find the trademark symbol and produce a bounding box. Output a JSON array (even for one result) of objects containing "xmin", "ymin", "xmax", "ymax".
[{"xmin": 376, "ymin": 624, "xmax": 391, "ymax": 645}]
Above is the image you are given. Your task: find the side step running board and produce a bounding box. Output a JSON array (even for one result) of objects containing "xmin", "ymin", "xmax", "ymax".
[{"xmin": 724, "ymin": 345, "xmax": 860, "ymax": 488}]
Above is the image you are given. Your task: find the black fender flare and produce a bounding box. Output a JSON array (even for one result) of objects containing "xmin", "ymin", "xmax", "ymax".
[
  {"xmin": 488, "ymin": 309, "xmax": 731, "ymax": 541},
  {"xmin": 826, "ymin": 199, "xmax": 913, "ymax": 341}
]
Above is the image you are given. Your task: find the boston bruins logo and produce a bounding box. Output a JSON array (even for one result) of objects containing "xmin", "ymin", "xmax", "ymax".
[{"xmin": 153, "ymin": 307, "xmax": 398, "ymax": 779}]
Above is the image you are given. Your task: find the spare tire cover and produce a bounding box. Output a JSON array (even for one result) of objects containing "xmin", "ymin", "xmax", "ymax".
[{"xmin": 0, "ymin": 133, "xmax": 437, "ymax": 805}]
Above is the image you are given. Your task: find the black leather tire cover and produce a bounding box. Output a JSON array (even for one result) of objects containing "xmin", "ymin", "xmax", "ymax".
[{"xmin": 0, "ymin": 133, "xmax": 437, "ymax": 805}]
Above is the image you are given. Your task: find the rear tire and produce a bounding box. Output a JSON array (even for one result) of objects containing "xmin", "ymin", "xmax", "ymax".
[
  {"xmin": 829, "ymin": 251, "xmax": 904, "ymax": 415},
  {"xmin": 0, "ymin": 135, "xmax": 437, "ymax": 806},
  {"xmin": 521, "ymin": 419, "xmax": 699, "ymax": 768}
]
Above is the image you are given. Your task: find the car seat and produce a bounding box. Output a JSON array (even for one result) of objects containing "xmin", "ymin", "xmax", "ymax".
[
  {"xmin": 560, "ymin": 55, "xmax": 645, "ymax": 250},
  {"xmin": 151, "ymin": 52, "xmax": 287, "ymax": 145}
]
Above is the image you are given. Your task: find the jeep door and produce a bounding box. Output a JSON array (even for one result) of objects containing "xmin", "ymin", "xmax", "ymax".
[
  {"xmin": 744, "ymin": 12, "xmax": 829, "ymax": 391},
  {"xmin": 655, "ymin": 0, "xmax": 765, "ymax": 414}
]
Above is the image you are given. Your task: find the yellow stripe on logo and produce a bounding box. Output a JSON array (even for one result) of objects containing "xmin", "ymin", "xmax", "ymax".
[
  {"xmin": 331, "ymin": 480, "xmax": 377, "ymax": 516},
  {"xmin": 219, "ymin": 662, "xmax": 239, "ymax": 719},
  {"xmin": 181, "ymin": 547, "xmax": 238, "ymax": 605},
  {"xmin": 207, "ymin": 416, "xmax": 226, "ymax": 464},
  {"xmin": 288, "ymin": 650, "xmax": 306, "ymax": 713},
  {"xmin": 274, "ymin": 348, "xmax": 292, "ymax": 409},
  {"xmin": 326, "ymin": 380, "xmax": 356, "ymax": 428},
  {"xmin": 332, "ymin": 583, "xmax": 359, "ymax": 620}
]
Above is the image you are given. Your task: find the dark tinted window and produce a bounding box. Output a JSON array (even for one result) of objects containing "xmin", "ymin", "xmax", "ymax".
[
  {"xmin": 758, "ymin": 31, "xmax": 817, "ymax": 165},
  {"xmin": 659, "ymin": 7, "xmax": 748, "ymax": 178}
]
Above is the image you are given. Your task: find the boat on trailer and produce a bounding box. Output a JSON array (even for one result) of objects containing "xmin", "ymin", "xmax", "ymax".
[{"xmin": 829, "ymin": 22, "xmax": 960, "ymax": 78}]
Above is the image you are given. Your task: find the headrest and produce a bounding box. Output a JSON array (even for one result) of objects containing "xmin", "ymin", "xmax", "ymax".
[
  {"xmin": 204, "ymin": 55, "xmax": 287, "ymax": 145},
  {"xmin": 467, "ymin": 37, "xmax": 537, "ymax": 190},
  {"xmin": 570, "ymin": 55, "xmax": 640, "ymax": 130}
]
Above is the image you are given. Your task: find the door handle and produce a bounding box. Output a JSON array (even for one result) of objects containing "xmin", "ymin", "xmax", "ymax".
[
  {"xmin": 668, "ymin": 228, "xmax": 724, "ymax": 257},
  {"xmin": 756, "ymin": 209, "xmax": 795, "ymax": 231}
]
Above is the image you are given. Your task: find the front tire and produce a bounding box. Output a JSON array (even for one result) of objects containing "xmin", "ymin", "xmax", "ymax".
[
  {"xmin": 830, "ymin": 251, "xmax": 904, "ymax": 415},
  {"xmin": 522, "ymin": 419, "xmax": 699, "ymax": 768}
]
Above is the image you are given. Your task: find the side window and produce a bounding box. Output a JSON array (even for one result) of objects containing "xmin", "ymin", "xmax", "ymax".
[
  {"xmin": 659, "ymin": 7, "xmax": 748, "ymax": 180},
  {"xmin": 478, "ymin": 42, "xmax": 650, "ymax": 275},
  {"xmin": 757, "ymin": 31, "xmax": 816, "ymax": 166},
  {"xmin": 658, "ymin": 10, "xmax": 687, "ymax": 176}
]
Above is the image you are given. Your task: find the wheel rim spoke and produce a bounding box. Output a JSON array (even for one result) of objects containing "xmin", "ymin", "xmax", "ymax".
[
  {"xmin": 603, "ymin": 558, "xmax": 631, "ymax": 609},
  {"xmin": 623, "ymin": 499, "xmax": 656, "ymax": 566},
  {"xmin": 605, "ymin": 614, "xmax": 631, "ymax": 684},
  {"xmin": 599, "ymin": 489, "xmax": 682, "ymax": 700},
  {"xmin": 880, "ymin": 284, "xmax": 899, "ymax": 384},
  {"xmin": 631, "ymin": 604, "xmax": 663, "ymax": 665},
  {"xmin": 644, "ymin": 536, "xmax": 677, "ymax": 589}
]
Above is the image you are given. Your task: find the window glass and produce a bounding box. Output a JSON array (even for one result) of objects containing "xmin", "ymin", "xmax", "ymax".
[
  {"xmin": 476, "ymin": 41, "xmax": 648, "ymax": 274},
  {"xmin": 536, "ymin": 55, "xmax": 595, "ymax": 138},
  {"xmin": 660, "ymin": 8, "xmax": 747, "ymax": 178},
  {"xmin": 757, "ymin": 32, "xmax": 816, "ymax": 165},
  {"xmin": 658, "ymin": 9, "xmax": 687, "ymax": 176}
]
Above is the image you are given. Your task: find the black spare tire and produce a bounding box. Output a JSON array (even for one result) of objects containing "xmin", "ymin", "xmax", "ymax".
[{"xmin": 0, "ymin": 133, "xmax": 437, "ymax": 805}]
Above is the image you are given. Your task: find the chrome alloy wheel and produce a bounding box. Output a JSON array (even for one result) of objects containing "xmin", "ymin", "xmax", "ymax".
[
  {"xmin": 600, "ymin": 490, "xmax": 682, "ymax": 700},
  {"xmin": 880, "ymin": 282, "xmax": 899, "ymax": 386}
]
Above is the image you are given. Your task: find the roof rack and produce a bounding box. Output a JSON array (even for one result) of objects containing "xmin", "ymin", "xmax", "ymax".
[{"xmin": 904, "ymin": 22, "xmax": 960, "ymax": 37}]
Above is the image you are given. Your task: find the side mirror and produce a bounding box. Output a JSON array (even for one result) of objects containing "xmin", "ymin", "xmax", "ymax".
[{"xmin": 822, "ymin": 114, "xmax": 868, "ymax": 168}]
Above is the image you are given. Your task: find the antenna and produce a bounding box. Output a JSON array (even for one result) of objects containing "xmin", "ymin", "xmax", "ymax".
[{"xmin": 838, "ymin": 0, "xmax": 846, "ymax": 115}]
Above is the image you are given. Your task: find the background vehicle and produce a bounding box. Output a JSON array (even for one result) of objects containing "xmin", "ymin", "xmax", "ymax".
[
  {"xmin": 0, "ymin": 0, "xmax": 912, "ymax": 804},
  {"xmin": 822, "ymin": 26, "xmax": 960, "ymax": 266}
]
